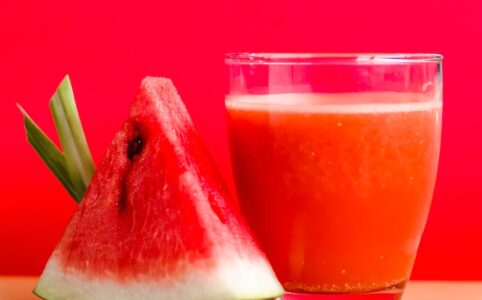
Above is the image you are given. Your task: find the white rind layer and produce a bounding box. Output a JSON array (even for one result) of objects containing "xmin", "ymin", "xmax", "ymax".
[{"xmin": 35, "ymin": 253, "xmax": 282, "ymax": 300}]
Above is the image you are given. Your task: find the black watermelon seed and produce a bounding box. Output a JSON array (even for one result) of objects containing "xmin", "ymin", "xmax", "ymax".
[{"xmin": 127, "ymin": 135, "xmax": 143, "ymax": 160}]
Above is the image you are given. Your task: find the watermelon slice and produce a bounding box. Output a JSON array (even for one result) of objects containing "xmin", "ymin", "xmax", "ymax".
[{"xmin": 34, "ymin": 77, "xmax": 283, "ymax": 300}]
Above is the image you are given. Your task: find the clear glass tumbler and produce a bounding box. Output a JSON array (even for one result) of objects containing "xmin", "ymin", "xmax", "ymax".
[{"xmin": 225, "ymin": 53, "xmax": 443, "ymax": 299}]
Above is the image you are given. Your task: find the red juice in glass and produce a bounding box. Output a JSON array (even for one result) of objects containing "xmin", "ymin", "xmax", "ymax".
[
  {"xmin": 226, "ymin": 92, "xmax": 442, "ymax": 294},
  {"xmin": 225, "ymin": 54, "xmax": 443, "ymax": 299}
]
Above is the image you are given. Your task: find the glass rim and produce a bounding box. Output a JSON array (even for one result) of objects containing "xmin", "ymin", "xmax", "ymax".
[{"xmin": 225, "ymin": 53, "xmax": 443, "ymax": 65}]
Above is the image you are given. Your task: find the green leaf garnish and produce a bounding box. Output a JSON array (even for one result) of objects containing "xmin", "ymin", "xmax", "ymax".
[
  {"xmin": 18, "ymin": 75, "xmax": 94, "ymax": 202},
  {"xmin": 49, "ymin": 76, "xmax": 95, "ymax": 200}
]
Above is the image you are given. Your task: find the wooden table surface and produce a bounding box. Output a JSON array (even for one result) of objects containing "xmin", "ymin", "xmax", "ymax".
[{"xmin": 1, "ymin": 277, "xmax": 481, "ymax": 300}]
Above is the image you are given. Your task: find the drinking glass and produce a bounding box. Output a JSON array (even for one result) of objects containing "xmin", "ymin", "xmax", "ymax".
[{"xmin": 225, "ymin": 53, "xmax": 443, "ymax": 299}]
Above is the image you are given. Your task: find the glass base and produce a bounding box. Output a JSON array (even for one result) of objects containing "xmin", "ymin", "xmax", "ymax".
[{"xmin": 276, "ymin": 284, "xmax": 404, "ymax": 300}]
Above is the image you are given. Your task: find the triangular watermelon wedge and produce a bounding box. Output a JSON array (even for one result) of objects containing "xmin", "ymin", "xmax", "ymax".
[{"xmin": 34, "ymin": 77, "xmax": 283, "ymax": 300}]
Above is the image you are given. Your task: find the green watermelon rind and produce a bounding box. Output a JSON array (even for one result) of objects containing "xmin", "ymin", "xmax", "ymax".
[{"xmin": 33, "ymin": 288, "xmax": 47, "ymax": 300}]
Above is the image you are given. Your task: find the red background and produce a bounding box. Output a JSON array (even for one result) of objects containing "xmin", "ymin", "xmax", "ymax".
[{"xmin": 0, "ymin": 0, "xmax": 481, "ymax": 279}]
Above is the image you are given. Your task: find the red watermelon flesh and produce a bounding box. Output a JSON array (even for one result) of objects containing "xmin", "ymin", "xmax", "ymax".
[{"xmin": 34, "ymin": 77, "xmax": 283, "ymax": 300}]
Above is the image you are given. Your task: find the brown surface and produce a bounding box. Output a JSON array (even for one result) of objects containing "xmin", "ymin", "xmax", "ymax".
[
  {"xmin": 0, "ymin": 276, "xmax": 38, "ymax": 300},
  {"xmin": 403, "ymin": 281, "xmax": 482, "ymax": 300},
  {"xmin": 0, "ymin": 277, "xmax": 481, "ymax": 299}
]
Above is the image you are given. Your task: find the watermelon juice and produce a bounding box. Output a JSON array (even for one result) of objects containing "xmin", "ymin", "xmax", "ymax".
[{"xmin": 226, "ymin": 92, "xmax": 442, "ymax": 294}]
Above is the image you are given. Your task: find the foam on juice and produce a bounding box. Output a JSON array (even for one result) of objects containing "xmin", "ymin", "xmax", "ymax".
[{"xmin": 226, "ymin": 92, "xmax": 442, "ymax": 114}]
